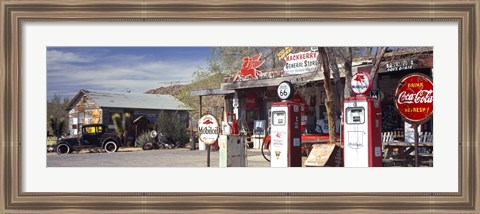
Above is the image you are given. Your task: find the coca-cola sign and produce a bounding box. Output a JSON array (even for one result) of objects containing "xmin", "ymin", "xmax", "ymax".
[{"xmin": 394, "ymin": 73, "xmax": 433, "ymax": 124}]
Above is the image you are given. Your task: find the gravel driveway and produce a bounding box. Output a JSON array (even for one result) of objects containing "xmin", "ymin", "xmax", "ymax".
[{"xmin": 47, "ymin": 148, "xmax": 271, "ymax": 167}]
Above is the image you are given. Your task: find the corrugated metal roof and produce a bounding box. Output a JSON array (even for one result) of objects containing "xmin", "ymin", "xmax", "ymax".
[{"xmin": 83, "ymin": 90, "xmax": 191, "ymax": 111}]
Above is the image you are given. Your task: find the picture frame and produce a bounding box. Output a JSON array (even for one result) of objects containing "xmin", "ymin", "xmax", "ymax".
[{"xmin": 1, "ymin": 0, "xmax": 479, "ymax": 213}]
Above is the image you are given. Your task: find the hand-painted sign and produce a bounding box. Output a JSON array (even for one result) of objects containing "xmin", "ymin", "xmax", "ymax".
[
  {"xmin": 277, "ymin": 47, "xmax": 293, "ymax": 61},
  {"xmin": 350, "ymin": 71, "xmax": 373, "ymax": 95},
  {"xmin": 385, "ymin": 60, "xmax": 416, "ymax": 72},
  {"xmin": 394, "ymin": 73, "xmax": 433, "ymax": 124},
  {"xmin": 283, "ymin": 51, "xmax": 319, "ymax": 75},
  {"xmin": 198, "ymin": 114, "xmax": 219, "ymax": 145},
  {"xmin": 234, "ymin": 53, "xmax": 265, "ymax": 80}
]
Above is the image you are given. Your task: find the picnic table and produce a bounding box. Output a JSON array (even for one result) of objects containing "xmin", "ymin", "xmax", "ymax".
[{"xmin": 382, "ymin": 142, "xmax": 433, "ymax": 167}]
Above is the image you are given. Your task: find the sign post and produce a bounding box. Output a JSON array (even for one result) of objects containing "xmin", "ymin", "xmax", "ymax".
[
  {"xmin": 394, "ymin": 73, "xmax": 433, "ymax": 167},
  {"xmin": 198, "ymin": 114, "xmax": 219, "ymax": 167}
]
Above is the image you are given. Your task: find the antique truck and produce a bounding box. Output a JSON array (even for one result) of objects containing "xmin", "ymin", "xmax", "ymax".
[{"xmin": 55, "ymin": 124, "xmax": 121, "ymax": 155}]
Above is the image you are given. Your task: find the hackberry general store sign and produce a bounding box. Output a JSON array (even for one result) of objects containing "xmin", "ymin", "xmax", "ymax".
[
  {"xmin": 198, "ymin": 114, "xmax": 219, "ymax": 145},
  {"xmin": 394, "ymin": 73, "xmax": 433, "ymax": 124},
  {"xmin": 283, "ymin": 50, "xmax": 319, "ymax": 75}
]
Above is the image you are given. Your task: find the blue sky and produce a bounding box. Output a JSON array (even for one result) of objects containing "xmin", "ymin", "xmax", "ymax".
[{"xmin": 47, "ymin": 47, "xmax": 211, "ymax": 100}]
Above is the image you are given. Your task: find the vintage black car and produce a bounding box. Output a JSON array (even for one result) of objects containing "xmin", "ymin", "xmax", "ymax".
[{"xmin": 56, "ymin": 124, "xmax": 121, "ymax": 155}]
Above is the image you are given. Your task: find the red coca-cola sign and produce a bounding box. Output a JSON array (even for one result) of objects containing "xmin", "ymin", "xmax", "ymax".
[
  {"xmin": 246, "ymin": 92, "xmax": 257, "ymax": 109},
  {"xmin": 394, "ymin": 73, "xmax": 433, "ymax": 124}
]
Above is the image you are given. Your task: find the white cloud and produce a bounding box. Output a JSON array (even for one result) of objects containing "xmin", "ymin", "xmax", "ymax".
[
  {"xmin": 47, "ymin": 50, "xmax": 95, "ymax": 63},
  {"xmin": 47, "ymin": 49, "xmax": 207, "ymax": 99}
]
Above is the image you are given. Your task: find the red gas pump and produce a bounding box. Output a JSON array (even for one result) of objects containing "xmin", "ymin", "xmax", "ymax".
[
  {"xmin": 270, "ymin": 81, "xmax": 302, "ymax": 167},
  {"xmin": 343, "ymin": 72, "xmax": 382, "ymax": 167}
]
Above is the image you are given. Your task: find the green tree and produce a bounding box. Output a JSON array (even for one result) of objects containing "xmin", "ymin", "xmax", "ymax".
[
  {"xmin": 48, "ymin": 115, "xmax": 65, "ymax": 137},
  {"xmin": 47, "ymin": 94, "xmax": 70, "ymax": 136}
]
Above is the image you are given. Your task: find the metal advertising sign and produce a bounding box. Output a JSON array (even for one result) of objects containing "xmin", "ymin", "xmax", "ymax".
[
  {"xmin": 198, "ymin": 114, "xmax": 219, "ymax": 145},
  {"xmin": 277, "ymin": 81, "xmax": 295, "ymax": 100},
  {"xmin": 394, "ymin": 73, "xmax": 433, "ymax": 124},
  {"xmin": 283, "ymin": 50, "xmax": 319, "ymax": 75},
  {"xmin": 234, "ymin": 53, "xmax": 265, "ymax": 80},
  {"xmin": 350, "ymin": 71, "xmax": 373, "ymax": 95},
  {"xmin": 246, "ymin": 92, "xmax": 257, "ymax": 109}
]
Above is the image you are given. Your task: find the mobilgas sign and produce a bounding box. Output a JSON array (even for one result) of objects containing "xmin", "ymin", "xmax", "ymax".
[
  {"xmin": 283, "ymin": 51, "xmax": 319, "ymax": 75},
  {"xmin": 198, "ymin": 114, "xmax": 219, "ymax": 145},
  {"xmin": 350, "ymin": 72, "xmax": 373, "ymax": 95},
  {"xmin": 394, "ymin": 73, "xmax": 433, "ymax": 124}
]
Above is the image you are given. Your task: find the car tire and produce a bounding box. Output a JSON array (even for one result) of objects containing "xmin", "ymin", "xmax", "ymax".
[
  {"xmin": 143, "ymin": 142, "xmax": 154, "ymax": 150},
  {"xmin": 104, "ymin": 141, "xmax": 118, "ymax": 153},
  {"xmin": 56, "ymin": 143, "xmax": 70, "ymax": 155}
]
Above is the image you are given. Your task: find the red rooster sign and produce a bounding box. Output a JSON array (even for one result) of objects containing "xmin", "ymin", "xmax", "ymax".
[{"xmin": 234, "ymin": 53, "xmax": 265, "ymax": 80}]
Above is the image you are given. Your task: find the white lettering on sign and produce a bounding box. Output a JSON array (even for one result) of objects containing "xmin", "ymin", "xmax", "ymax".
[
  {"xmin": 386, "ymin": 60, "xmax": 415, "ymax": 72},
  {"xmin": 397, "ymin": 90, "xmax": 433, "ymax": 104}
]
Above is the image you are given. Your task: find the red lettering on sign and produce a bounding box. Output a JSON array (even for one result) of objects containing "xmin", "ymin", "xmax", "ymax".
[{"xmin": 394, "ymin": 73, "xmax": 433, "ymax": 123}]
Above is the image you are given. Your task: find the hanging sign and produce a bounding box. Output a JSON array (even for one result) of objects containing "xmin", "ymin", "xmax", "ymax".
[
  {"xmin": 283, "ymin": 51, "xmax": 319, "ymax": 75},
  {"xmin": 350, "ymin": 71, "xmax": 373, "ymax": 95},
  {"xmin": 246, "ymin": 92, "xmax": 257, "ymax": 109},
  {"xmin": 198, "ymin": 114, "xmax": 219, "ymax": 145},
  {"xmin": 394, "ymin": 73, "xmax": 433, "ymax": 124}
]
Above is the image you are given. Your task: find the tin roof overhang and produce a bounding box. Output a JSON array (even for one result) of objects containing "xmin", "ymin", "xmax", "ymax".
[
  {"xmin": 221, "ymin": 72, "xmax": 332, "ymax": 90},
  {"xmin": 190, "ymin": 89, "xmax": 235, "ymax": 96}
]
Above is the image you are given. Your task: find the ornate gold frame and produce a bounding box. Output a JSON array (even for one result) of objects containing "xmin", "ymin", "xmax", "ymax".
[{"xmin": 1, "ymin": 1, "xmax": 479, "ymax": 213}]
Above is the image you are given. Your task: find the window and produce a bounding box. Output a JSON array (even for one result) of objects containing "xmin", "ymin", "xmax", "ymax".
[
  {"xmin": 345, "ymin": 107, "xmax": 365, "ymax": 124},
  {"xmin": 272, "ymin": 111, "xmax": 286, "ymax": 126},
  {"xmin": 85, "ymin": 126, "xmax": 96, "ymax": 134}
]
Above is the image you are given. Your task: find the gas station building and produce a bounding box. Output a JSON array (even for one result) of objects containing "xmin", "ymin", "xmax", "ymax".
[
  {"xmin": 214, "ymin": 48, "xmax": 433, "ymax": 143},
  {"xmin": 191, "ymin": 48, "xmax": 433, "ymax": 164}
]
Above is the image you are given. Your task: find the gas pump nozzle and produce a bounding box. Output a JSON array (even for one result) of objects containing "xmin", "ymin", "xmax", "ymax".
[{"xmin": 227, "ymin": 113, "xmax": 238, "ymax": 135}]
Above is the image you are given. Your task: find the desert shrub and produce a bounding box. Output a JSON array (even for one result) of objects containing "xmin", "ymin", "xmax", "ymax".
[
  {"xmin": 135, "ymin": 132, "xmax": 154, "ymax": 148},
  {"xmin": 156, "ymin": 111, "xmax": 189, "ymax": 147}
]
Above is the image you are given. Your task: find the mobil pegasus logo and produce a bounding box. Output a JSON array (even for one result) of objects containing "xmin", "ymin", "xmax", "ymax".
[
  {"xmin": 350, "ymin": 72, "xmax": 372, "ymax": 95},
  {"xmin": 198, "ymin": 114, "xmax": 219, "ymax": 145},
  {"xmin": 203, "ymin": 119, "xmax": 214, "ymax": 125},
  {"xmin": 275, "ymin": 132, "xmax": 281, "ymax": 139}
]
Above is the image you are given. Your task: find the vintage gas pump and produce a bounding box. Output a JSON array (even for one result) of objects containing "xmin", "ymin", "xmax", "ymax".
[
  {"xmin": 343, "ymin": 72, "xmax": 382, "ymax": 167},
  {"xmin": 270, "ymin": 81, "xmax": 302, "ymax": 167}
]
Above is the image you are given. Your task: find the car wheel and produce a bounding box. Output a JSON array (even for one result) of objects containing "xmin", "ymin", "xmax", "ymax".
[
  {"xmin": 104, "ymin": 141, "xmax": 117, "ymax": 153},
  {"xmin": 143, "ymin": 142, "xmax": 154, "ymax": 150},
  {"xmin": 56, "ymin": 143, "xmax": 70, "ymax": 155}
]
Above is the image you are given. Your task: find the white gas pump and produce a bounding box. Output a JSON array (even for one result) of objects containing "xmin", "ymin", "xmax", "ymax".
[
  {"xmin": 270, "ymin": 81, "xmax": 302, "ymax": 167},
  {"xmin": 343, "ymin": 72, "xmax": 382, "ymax": 167}
]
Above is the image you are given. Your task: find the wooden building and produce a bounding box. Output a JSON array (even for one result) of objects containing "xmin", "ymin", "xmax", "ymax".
[{"xmin": 65, "ymin": 89, "xmax": 191, "ymax": 145}]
